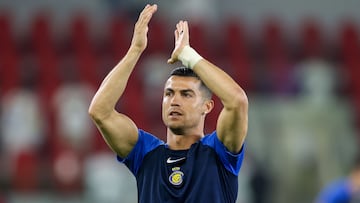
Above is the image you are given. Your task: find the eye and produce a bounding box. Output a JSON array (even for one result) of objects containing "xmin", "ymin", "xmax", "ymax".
[
  {"xmin": 182, "ymin": 92, "xmax": 193, "ymax": 98},
  {"xmin": 164, "ymin": 91, "xmax": 173, "ymax": 97}
]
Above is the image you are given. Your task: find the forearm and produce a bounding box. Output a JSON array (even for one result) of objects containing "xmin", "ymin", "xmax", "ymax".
[
  {"xmin": 193, "ymin": 59, "xmax": 247, "ymax": 109},
  {"xmin": 89, "ymin": 47, "xmax": 142, "ymax": 119},
  {"xmin": 176, "ymin": 45, "xmax": 247, "ymax": 107}
]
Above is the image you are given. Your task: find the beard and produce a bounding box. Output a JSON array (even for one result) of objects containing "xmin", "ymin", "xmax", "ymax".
[
  {"xmin": 166, "ymin": 118, "xmax": 200, "ymax": 136},
  {"xmin": 169, "ymin": 126, "xmax": 186, "ymax": 135}
]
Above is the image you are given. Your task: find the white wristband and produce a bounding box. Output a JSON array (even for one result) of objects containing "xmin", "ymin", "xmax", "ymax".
[{"xmin": 178, "ymin": 45, "xmax": 203, "ymax": 69}]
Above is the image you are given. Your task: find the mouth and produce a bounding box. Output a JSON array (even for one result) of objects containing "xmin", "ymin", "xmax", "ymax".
[{"xmin": 169, "ymin": 110, "xmax": 183, "ymax": 117}]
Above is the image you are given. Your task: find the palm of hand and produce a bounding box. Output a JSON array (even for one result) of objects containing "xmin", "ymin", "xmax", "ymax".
[
  {"xmin": 168, "ymin": 21, "xmax": 190, "ymax": 64},
  {"xmin": 130, "ymin": 4, "xmax": 157, "ymax": 52},
  {"xmin": 131, "ymin": 25, "xmax": 148, "ymax": 52}
]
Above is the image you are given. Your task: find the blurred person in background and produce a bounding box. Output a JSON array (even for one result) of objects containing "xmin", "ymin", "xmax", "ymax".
[
  {"xmin": 50, "ymin": 61, "xmax": 96, "ymax": 193},
  {"xmin": 1, "ymin": 57, "xmax": 45, "ymax": 158},
  {"xmin": 88, "ymin": 4, "xmax": 248, "ymax": 203},
  {"xmin": 52, "ymin": 61, "xmax": 95, "ymax": 153},
  {"xmin": 84, "ymin": 152, "xmax": 137, "ymax": 203},
  {"xmin": 315, "ymin": 153, "xmax": 360, "ymax": 203},
  {"xmin": 0, "ymin": 56, "xmax": 46, "ymax": 192}
]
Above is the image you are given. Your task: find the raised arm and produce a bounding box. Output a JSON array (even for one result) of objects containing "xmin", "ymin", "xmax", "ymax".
[
  {"xmin": 88, "ymin": 4, "xmax": 157, "ymax": 158},
  {"xmin": 168, "ymin": 21, "xmax": 248, "ymax": 153}
]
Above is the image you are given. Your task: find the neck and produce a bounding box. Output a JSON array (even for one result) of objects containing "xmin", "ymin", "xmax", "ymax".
[{"xmin": 166, "ymin": 129, "xmax": 204, "ymax": 150}]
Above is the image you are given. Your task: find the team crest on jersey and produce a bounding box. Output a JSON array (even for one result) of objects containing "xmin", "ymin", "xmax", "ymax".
[{"xmin": 169, "ymin": 167, "xmax": 184, "ymax": 186}]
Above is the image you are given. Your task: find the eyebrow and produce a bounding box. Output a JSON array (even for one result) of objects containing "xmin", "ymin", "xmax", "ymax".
[
  {"xmin": 181, "ymin": 89, "xmax": 195, "ymax": 94},
  {"xmin": 165, "ymin": 88, "xmax": 196, "ymax": 94}
]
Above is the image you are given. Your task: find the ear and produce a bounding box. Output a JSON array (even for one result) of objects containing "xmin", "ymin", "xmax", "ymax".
[{"xmin": 202, "ymin": 99, "xmax": 214, "ymax": 115}]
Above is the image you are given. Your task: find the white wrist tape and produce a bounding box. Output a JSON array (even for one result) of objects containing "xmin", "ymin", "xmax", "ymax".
[{"xmin": 178, "ymin": 45, "xmax": 203, "ymax": 69}]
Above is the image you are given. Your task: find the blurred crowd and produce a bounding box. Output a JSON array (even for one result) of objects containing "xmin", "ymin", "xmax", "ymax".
[{"xmin": 0, "ymin": 1, "xmax": 360, "ymax": 203}]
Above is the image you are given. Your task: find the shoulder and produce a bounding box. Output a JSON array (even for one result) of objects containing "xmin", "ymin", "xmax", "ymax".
[
  {"xmin": 200, "ymin": 131, "xmax": 245, "ymax": 155},
  {"xmin": 118, "ymin": 129, "xmax": 164, "ymax": 175},
  {"xmin": 118, "ymin": 129, "xmax": 164, "ymax": 162},
  {"xmin": 200, "ymin": 131, "xmax": 218, "ymax": 145},
  {"xmin": 316, "ymin": 178, "xmax": 351, "ymax": 203},
  {"xmin": 138, "ymin": 129, "xmax": 164, "ymax": 143},
  {"xmin": 199, "ymin": 131, "xmax": 246, "ymax": 176},
  {"xmin": 134, "ymin": 129, "xmax": 165, "ymax": 153}
]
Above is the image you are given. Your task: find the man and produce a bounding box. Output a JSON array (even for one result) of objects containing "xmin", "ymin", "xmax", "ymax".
[
  {"xmin": 315, "ymin": 154, "xmax": 360, "ymax": 203},
  {"xmin": 88, "ymin": 4, "xmax": 248, "ymax": 203}
]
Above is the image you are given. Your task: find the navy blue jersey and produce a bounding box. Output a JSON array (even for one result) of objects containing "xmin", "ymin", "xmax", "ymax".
[{"xmin": 117, "ymin": 129, "xmax": 245, "ymax": 203}]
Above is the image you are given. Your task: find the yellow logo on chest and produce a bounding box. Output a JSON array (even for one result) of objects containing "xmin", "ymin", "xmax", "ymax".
[{"xmin": 169, "ymin": 167, "xmax": 184, "ymax": 186}]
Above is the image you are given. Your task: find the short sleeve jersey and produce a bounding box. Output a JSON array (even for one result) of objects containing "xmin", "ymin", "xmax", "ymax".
[
  {"xmin": 315, "ymin": 178, "xmax": 357, "ymax": 203},
  {"xmin": 117, "ymin": 129, "xmax": 245, "ymax": 203}
]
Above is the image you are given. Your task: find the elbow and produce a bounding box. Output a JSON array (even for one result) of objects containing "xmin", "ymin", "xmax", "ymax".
[
  {"xmin": 236, "ymin": 90, "xmax": 248, "ymax": 106},
  {"xmin": 88, "ymin": 104, "xmax": 100, "ymax": 122},
  {"xmin": 88, "ymin": 102, "xmax": 109, "ymax": 123},
  {"xmin": 227, "ymin": 89, "xmax": 248, "ymax": 110}
]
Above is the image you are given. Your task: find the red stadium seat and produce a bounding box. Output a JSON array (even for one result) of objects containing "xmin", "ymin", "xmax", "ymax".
[
  {"xmin": 30, "ymin": 13, "xmax": 60, "ymax": 95},
  {"xmin": 75, "ymin": 51, "xmax": 99, "ymax": 88},
  {"xmin": 261, "ymin": 18, "xmax": 295, "ymax": 94},
  {"xmin": 223, "ymin": 19, "xmax": 248, "ymax": 59},
  {"xmin": 300, "ymin": 19, "xmax": 324, "ymax": 58},
  {"xmin": 188, "ymin": 22, "xmax": 212, "ymax": 60},
  {"xmin": 262, "ymin": 18, "xmax": 286, "ymax": 56},
  {"xmin": 223, "ymin": 19, "xmax": 254, "ymax": 92},
  {"xmin": 12, "ymin": 150, "xmax": 40, "ymax": 192},
  {"xmin": 0, "ymin": 52, "xmax": 20, "ymax": 94},
  {"xmin": 70, "ymin": 14, "xmax": 90, "ymax": 52},
  {"xmin": 229, "ymin": 55, "xmax": 253, "ymax": 92},
  {"xmin": 31, "ymin": 12, "xmax": 54, "ymax": 55},
  {"xmin": 339, "ymin": 20, "xmax": 360, "ymax": 60},
  {"xmin": 0, "ymin": 13, "xmax": 20, "ymax": 93},
  {"xmin": 68, "ymin": 15, "xmax": 99, "ymax": 87},
  {"xmin": 147, "ymin": 17, "xmax": 169, "ymax": 54},
  {"xmin": 0, "ymin": 13, "xmax": 16, "ymax": 55},
  {"xmin": 338, "ymin": 21, "xmax": 360, "ymax": 97},
  {"xmin": 108, "ymin": 16, "xmax": 131, "ymax": 59},
  {"xmin": 119, "ymin": 69, "xmax": 148, "ymax": 130},
  {"xmin": 342, "ymin": 56, "xmax": 360, "ymax": 97}
]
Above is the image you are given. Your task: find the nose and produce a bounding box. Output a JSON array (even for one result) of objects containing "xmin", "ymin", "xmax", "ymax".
[{"xmin": 170, "ymin": 93, "xmax": 180, "ymax": 106}]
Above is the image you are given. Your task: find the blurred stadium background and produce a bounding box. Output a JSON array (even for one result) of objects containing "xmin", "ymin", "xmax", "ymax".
[{"xmin": 0, "ymin": 0, "xmax": 360, "ymax": 203}]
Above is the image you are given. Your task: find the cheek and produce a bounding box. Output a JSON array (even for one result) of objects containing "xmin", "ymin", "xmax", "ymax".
[
  {"xmin": 162, "ymin": 97, "xmax": 169, "ymax": 107},
  {"xmin": 161, "ymin": 100, "xmax": 167, "ymax": 123},
  {"xmin": 189, "ymin": 102, "xmax": 204, "ymax": 115},
  {"xmin": 162, "ymin": 98, "xmax": 170, "ymax": 113}
]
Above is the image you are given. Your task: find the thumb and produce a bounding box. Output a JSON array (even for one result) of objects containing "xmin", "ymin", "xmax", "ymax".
[{"xmin": 167, "ymin": 58, "xmax": 175, "ymax": 64}]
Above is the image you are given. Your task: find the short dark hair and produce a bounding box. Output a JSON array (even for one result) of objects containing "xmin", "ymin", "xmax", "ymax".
[{"xmin": 170, "ymin": 67, "xmax": 212, "ymax": 99}]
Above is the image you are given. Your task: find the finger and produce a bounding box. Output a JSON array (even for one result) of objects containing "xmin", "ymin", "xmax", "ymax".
[
  {"xmin": 183, "ymin": 21, "xmax": 189, "ymax": 34},
  {"xmin": 174, "ymin": 30, "xmax": 179, "ymax": 42},
  {"xmin": 139, "ymin": 5, "xmax": 157, "ymax": 19},
  {"xmin": 181, "ymin": 20, "xmax": 187, "ymax": 35},
  {"xmin": 138, "ymin": 4, "xmax": 150, "ymax": 19},
  {"xmin": 179, "ymin": 20, "xmax": 184, "ymax": 32},
  {"xmin": 138, "ymin": 5, "xmax": 157, "ymax": 27},
  {"xmin": 141, "ymin": 4, "xmax": 157, "ymax": 14},
  {"xmin": 176, "ymin": 22, "xmax": 181, "ymax": 34},
  {"xmin": 167, "ymin": 58, "xmax": 175, "ymax": 64},
  {"xmin": 150, "ymin": 4, "xmax": 158, "ymax": 13}
]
